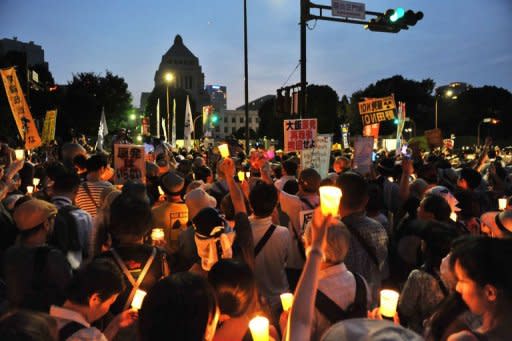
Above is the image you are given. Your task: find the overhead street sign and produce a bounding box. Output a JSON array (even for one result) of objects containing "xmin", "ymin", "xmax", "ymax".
[
  {"xmin": 358, "ymin": 95, "xmax": 396, "ymax": 126},
  {"xmin": 331, "ymin": 0, "xmax": 366, "ymax": 20}
]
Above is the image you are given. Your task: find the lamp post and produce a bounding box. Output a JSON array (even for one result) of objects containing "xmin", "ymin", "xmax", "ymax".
[
  {"xmin": 434, "ymin": 88, "xmax": 456, "ymax": 129},
  {"xmin": 477, "ymin": 117, "xmax": 499, "ymax": 146},
  {"xmin": 243, "ymin": 0, "xmax": 249, "ymax": 154},
  {"xmin": 192, "ymin": 115, "xmax": 202, "ymax": 141},
  {"xmin": 164, "ymin": 72, "xmax": 174, "ymax": 143}
]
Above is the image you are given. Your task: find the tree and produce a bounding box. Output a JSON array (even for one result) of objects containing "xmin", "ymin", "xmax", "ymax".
[
  {"xmin": 234, "ymin": 127, "xmax": 257, "ymax": 140},
  {"xmin": 58, "ymin": 71, "xmax": 132, "ymax": 139}
]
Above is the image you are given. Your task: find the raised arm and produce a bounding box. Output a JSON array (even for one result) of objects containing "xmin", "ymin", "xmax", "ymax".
[{"xmin": 220, "ymin": 157, "xmax": 246, "ymax": 214}]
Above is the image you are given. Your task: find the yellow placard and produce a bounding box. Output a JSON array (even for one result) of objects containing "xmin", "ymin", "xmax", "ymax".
[
  {"xmin": 0, "ymin": 67, "xmax": 41, "ymax": 149},
  {"xmin": 41, "ymin": 110, "xmax": 57, "ymax": 144}
]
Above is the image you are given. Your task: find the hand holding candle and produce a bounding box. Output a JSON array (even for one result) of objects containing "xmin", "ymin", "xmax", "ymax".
[
  {"xmin": 237, "ymin": 171, "xmax": 245, "ymax": 182},
  {"xmin": 131, "ymin": 289, "xmax": 147, "ymax": 310},
  {"xmin": 249, "ymin": 316, "xmax": 269, "ymax": 341},
  {"xmin": 151, "ymin": 228, "xmax": 165, "ymax": 243},
  {"xmin": 26, "ymin": 186, "xmax": 34, "ymax": 194},
  {"xmin": 380, "ymin": 289, "xmax": 399, "ymax": 318},
  {"xmin": 498, "ymin": 198, "xmax": 507, "ymax": 211},
  {"xmin": 33, "ymin": 178, "xmax": 40, "ymax": 187},
  {"xmin": 14, "ymin": 149, "xmax": 24, "ymax": 161},
  {"xmin": 319, "ymin": 186, "xmax": 342, "ymax": 217}
]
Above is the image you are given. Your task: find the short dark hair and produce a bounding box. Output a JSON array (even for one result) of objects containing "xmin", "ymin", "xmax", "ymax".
[
  {"xmin": 139, "ymin": 272, "xmax": 217, "ymax": 341},
  {"xmin": 249, "ymin": 181, "xmax": 278, "ymax": 217},
  {"xmin": 86, "ymin": 154, "xmax": 108, "ymax": 172},
  {"xmin": 194, "ymin": 165, "xmax": 212, "ymax": 183},
  {"xmin": 282, "ymin": 159, "xmax": 298, "ymax": 176},
  {"xmin": 66, "ymin": 258, "xmax": 125, "ymax": 305},
  {"xmin": 52, "ymin": 169, "xmax": 81, "ymax": 194},
  {"xmin": 421, "ymin": 194, "xmax": 451, "ymax": 222},
  {"xmin": 109, "ymin": 193, "xmax": 153, "ymax": 238},
  {"xmin": 459, "ymin": 167, "xmax": 482, "ymax": 190},
  {"xmin": 299, "ymin": 168, "xmax": 321, "ymax": 193},
  {"xmin": 336, "ymin": 172, "xmax": 368, "ymax": 210},
  {"xmin": 220, "ymin": 193, "xmax": 251, "ymax": 221}
]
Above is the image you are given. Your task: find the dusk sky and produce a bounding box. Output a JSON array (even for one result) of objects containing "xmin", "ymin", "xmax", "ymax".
[{"xmin": 1, "ymin": 0, "xmax": 511, "ymax": 110}]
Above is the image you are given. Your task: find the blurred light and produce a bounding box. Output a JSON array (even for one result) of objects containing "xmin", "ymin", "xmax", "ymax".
[
  {"xmin": 445, "ymin": 89, "xmax": 453, "ymax": 97},
  {"xmin": 136, "ymin": 135, "xmax": 143, "ymax": 142},
  {"xmin": 129, "ymin": 113, "xmax": 137, "ymax": 120},
  {"xmin": 390, "ymin": 7, "xmax": 405, "ymax": 22},
  {"xmin": 164, "ymin": 72, "xmax": 174, "ymax": 83}
]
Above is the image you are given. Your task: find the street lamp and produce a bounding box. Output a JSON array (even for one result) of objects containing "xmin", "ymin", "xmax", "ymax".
[
  {"xmin": 192, "ymin": 115, "xmax": 202, "ymax": 141},
  {"xmin": 477, "ymin": 117, "xmax": 500, "ymax": 146},
  {"xmin": 434, "ymin": 88, "xmax": 457, "ymax": 129},
  {"xmin": 404, "ymin": 117, "xmax": 416, "ymax": 137},
  {"xmin": 164, "ymin": 72, "xmax": 174, "ymax": 143}
]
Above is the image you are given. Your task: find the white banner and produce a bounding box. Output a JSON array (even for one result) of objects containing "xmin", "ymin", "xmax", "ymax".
[{"xmin": 300, "ymin": 134, "xmax": 332, "ymax": 179}]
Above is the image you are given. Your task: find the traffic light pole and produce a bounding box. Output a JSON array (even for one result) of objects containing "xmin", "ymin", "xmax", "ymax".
[
  {"xmin": 244, "ymin": 0, "xmax": 250, "ymax": 154},
  {"xmin": 300, "ymin": 0, "xmax": 307, "ymax": 118}
]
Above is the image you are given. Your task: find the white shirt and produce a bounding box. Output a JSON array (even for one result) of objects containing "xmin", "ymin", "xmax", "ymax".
[
  {"xmin": 49, "ymin": 305, "xmax": 107, "ymax": 341},
  {"xmin": 274, "ymin": 175, "xmax": 296, "ymax": 191}
]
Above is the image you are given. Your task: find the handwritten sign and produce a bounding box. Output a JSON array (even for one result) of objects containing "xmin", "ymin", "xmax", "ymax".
[
  {"xmin": 300, "ymin": 134, "xmax": 332, "ymax": 179},
  {"xmin": 113, "ymin": 144, "xmax": 146, "ymax": 185},
  {"xmin": 283, "ymin": 118, "xmax": 317, "ymax": 153}
]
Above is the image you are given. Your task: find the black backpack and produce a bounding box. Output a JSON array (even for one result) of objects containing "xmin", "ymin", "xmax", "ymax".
[{"xmin": 49, "ymin": 206, "xmax": 84, "ymax": 258}]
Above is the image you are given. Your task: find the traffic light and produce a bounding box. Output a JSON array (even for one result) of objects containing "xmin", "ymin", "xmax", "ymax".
[
  {"xmin": 367, "ymin": 8, "xmax": 423, "ymax": 33},
  {"xmin": 209, "ymin": 113, "xmax": 219, "ymax": 129}
]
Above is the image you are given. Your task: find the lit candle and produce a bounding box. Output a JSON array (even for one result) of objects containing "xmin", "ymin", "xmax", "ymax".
[
  {"xmin": 158, "ymin": 186, "xmax": 165, "ymax": 195},
  {"xmin": 387, "ymin": 176, "xmax": 394, "ymax": 183},
  {"xmin": 14, "ymin": 149, "xmax": 24, "ymax": 161},
  {"xmin": 380, "ymin": 289, "xmax": 400, "ymax": 318},
  {"xmin": 319, "ymin": 186, "xmax": 342, "ymax": 217},
  {"xmin": 151, "ymin": 228, "xmax": 165, "ymax": 242},
  {"xmin": 237, "ymin": 171, "xmax": 245, "ymax": 182},
  {"xmin": 218, "ymin": 144, "xmax": 229, "ymax": 158},
  {"xmin": 246, "ymin": 171, "xmax": 250, "ymax": 179},
  {"xmin": 26, "ymin": 186, "xmax": 34, "ymax": 194},
  {"xmin": 450, "ymin": 212, "xmax": 457, "ymax": 222},
  {"xmin": 131, "ymin": 289, "xmax": 147, "ymax": 310},
  {"xmin": 498, "ymin": 198, "xmax": 507, "ymax": 211},
  {"xmin": 280, "ymin": 293, "xmax": 294, "ymax": 312},
  {"xmin": 33, "ymin": 178, "xmax": 40, "ymax": 187},
  {"xmin": 248, "ymin": 316, "xmax": 269, "ymax": 341}
]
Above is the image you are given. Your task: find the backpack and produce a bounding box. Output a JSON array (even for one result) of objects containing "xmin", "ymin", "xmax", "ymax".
[{"xmin": 49, "ymin": 206, "xmax": 84, "ymax": 258}]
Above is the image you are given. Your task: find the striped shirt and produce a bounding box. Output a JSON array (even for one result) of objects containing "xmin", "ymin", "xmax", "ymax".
[{"xmin": 75, "ymin": 181, "xmax": 113, "ymax": 218}]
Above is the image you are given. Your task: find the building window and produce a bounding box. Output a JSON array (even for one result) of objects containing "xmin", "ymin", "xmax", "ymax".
[
  {"xmin": 232, "ymin": 117, "xmax": 236, "ymax": 123},
  {"xmin": 216, "ymin": 127, "xmax": 220, "ymax": 132},
  {"xmin": 224, "ymin": 117, "xmax": 228, "ymax": 123},
  {"xmin": 224, "ymin": 127, "xmax": 228, "ymax": 133},
  {"xmin": 240, "ymin": 117, "xmax": 244, "ymax": 123}
]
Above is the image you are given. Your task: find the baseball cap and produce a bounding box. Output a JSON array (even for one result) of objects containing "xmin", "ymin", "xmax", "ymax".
[
  {"xmin": 481, "ymin": 210, "xmax": 512, "ymax": 235},
  {"xmin": 321, "ymin": 319, "xmax": 423, "ymax": 341},
  {"xmin": 13, "ymin": 199, "xmax": 57, "ymax": 231},
  {"xmin": 426, "ymin": 186, "xmax": 461, "ymax": 212},
  {"xmin": 160, "ymin": 171, "xmax": 185, "ymax": 195},
  {"xmin": 192, "ymin": 207, "xmax": 225, "ymax": 239}
]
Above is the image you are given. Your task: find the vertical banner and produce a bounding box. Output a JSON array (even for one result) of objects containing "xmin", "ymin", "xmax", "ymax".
[
  {"xmin": 41, "ymin": 110, "xmax": 57, "ymax": 144},
  {"xmin": 183, "ymin": 95, "xmax": 194, "ymax": 150},
  {"xmin": 341, "ymin": 123, "xmax": 350, "ymax": 149},
  {"xmin": 171, "ymin": 99, "xmax": 177, "ymax": 147},
  {"xmin": 141, "ymin": 117, "xmax": 150, "ymax": 135},
  {"xmin": 300, "ymin": 134, "xmax": 333, "ymax": 179},
  {"xmin": 395, "ymin": 101, "xmax": 406, "ymax": 151},
  {"xmin": 353, "ymin": 136, "xmax": 374, "ymax": 175},
  {"xmin": 202, "ymin": 105, "xmax": 213, "ymax": 130},
  {"xmin": 162, "ymin": 118, "xmax": 167, "ymax": 142},
  {"xmin": 283, "ymin": 118, "xmax": 317, "ymax": 153},
  {"xmin": 113, "ymin": 144, "xmax": 146, "ymax": 185},
  {"xmin": 0, "ymin": 67, "xmax": 41, "ymax": 149},
  {"xmin": 156, "ymin": 98, "xmax": 161, "ymax": 138}
]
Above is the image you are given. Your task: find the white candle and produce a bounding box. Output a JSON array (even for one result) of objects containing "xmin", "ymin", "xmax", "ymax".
[
  {"xmin": 26, "ymin": 186, "xmax": 34, "ymax": 194},
  {"xmin": 248, "ymin": 316, "xmax": 269, "ymax": 341},
  {"xmin": 158, "ymin": 186, "xmax": 165, "ymax": 195},
  {"xmin": 498, "ymin": 198, "xmax": 507, "ymax": 211},
  {"xmin": 151, "ymin": 228, "xmax": 165, "ymax": 242},
  {"xmin": 33, "ymin": 178, "xmax": 40, "ymax": 187},
  {"xmin": 131, "ymin": 289, "xmax": 147, "ymax": 310},
  {"xmin": 450, "ymin": 212, "xmax": 457, "ymax": 222},
  {"xmin": 380, "ymin": 289, "xmax": 400, "ymax": 318},
  {"xmin": 246, "ymin": 171, "xmax": 250, "ymax": 179},
  {"xmin": 237, "ymin": 171, "xmax": 245, "ymax": 182},
  {"xmin": 218, "ymin": 144, "xmax": 229, "ymax": 158},
  {"xmin": 319, "ymin": 186, "xmax": 342, "ymax": 217},
  {"xmin": 15, "ymin": 149, "xmax": 24, "ymax": 161},
  {"xmin": 280, "ymin": 293, "xmax": 294, "ymax": 312}
]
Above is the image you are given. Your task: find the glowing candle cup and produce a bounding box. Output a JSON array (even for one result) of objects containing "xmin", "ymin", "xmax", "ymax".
[
  {"xmin": 246, "ymin": 171, "xmax": 250, "ymax": 179},
  {"xmin": 450, "ymin": 212, "xmax": 457, "ymax": 222},
  {"xmin": 249, "ymin": 316, "xmax": 269, "ymax": 341},
  {"xmin": 33, "ymin": 178, "xmax": 40, "ymax": 187},
  {"xmin": 218, "ymin": 144, "xmax": 229, "ymax": 158},
  {"xmin": 26, "ymin": 186, "xmax": 34, "ymax": 194},
  {"xmin": 319, "ymin": 186, "xmax": 342, "ymax": 217},
  {"xmin": 237, "ymin": 171, "xmax": 245, "ymax": 182},
  {"xmin": 15, "ymin": 149, "xmax": 24, "ymax": 161},
  {"xmin": 151, "ymin": 228, "xmax": 165, "ymax": 242},
  {"xmin": 280, "ymin": 293, "xmax": 294, "ymax": 312},
  {"xmin": 498, "ymin": 198, "xmax": 507, "ymax": 211},
  {"xmin": 158, "ymin": 186, "xmax": 165, "ymax": 196},
  {"xmin": 380, "ymin": 289, "xmax": 400, "ymax": 318},
  {"xmin": 131, "ymin": 289, "xmax": 147, "ymax": 310}
]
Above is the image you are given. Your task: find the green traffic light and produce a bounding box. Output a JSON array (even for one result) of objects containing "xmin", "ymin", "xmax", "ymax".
[
  {"xmin": 390, "ymin": 7, "xmax": 405, "ymax": 22},
  {"xmin": 393, "ymin": 118, "xmax": 399, "ymax": 125},
  {"xmin": 211, "ymin": 115, "xmax": 218, "ymax": 123}
]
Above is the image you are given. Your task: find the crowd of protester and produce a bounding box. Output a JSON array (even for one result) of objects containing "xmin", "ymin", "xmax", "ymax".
[{"xmin": 0, "ymin": 134, "xmax": 511, "ymax": 341}]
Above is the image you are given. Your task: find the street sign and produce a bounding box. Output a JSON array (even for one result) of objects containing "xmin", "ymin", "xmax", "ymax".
[
  {"xmin": 332, "ymin": 0, "xmax": 365, "ymax": 20},
  {"xmin": 358, "ymin": 95, "xmax": 396, "ymax": 126}
]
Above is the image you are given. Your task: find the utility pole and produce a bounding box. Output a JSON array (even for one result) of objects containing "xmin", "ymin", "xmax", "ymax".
[
  {"xmin": 300, "ymin": 0, "xmax": 307, "ymax": 118},
  {"xmin": 244, "ymin": 0, "xmax": 250, "ymax": 154}
]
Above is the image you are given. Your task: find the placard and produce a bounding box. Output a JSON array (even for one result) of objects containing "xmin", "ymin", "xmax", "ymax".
[
  {"xmin": 358, "ymin": 95, "xmax": 396, "ymax": 126},
  {"xmin": 300, "ymin": 134, "xmax": 332, "ymax": 179},
  {"xmin": 425, "ymin": 128, "xmax": 443, "ymax": 148},
  {"xmin": 113, "ymin": 144, "xmax": 146, "ymax": 185},
  {"xmin": 41, "ymin": 110, "xmax": 57, "ymax": 144},
  {"xmin": 283, "ymin": 118, "xmax": 317, "ymax": 153},
  {"xmin": 353, "ymin": 136, "xmax": 374, "ymax": 175}
]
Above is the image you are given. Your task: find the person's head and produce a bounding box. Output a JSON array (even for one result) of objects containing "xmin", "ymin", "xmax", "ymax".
[
  {"xmin": 298, "ymin": 168, "xmax": 321, "ymax": 194},
  {"xmin": 333, "ymin": 156, "xmax": 350, "ymax": 174},
  {"xmin": 208, "ymin": 260, "xmax": 257, "ymax": 319},
  {"xmin": 282, "ymin": 179, "xmax": 299, "ymax": 195},
  {"xmin": 109, "ymin": 193, "xmax": 153, "ymax": 241},
  {"xmin": 450, "ymin": 237, "xmax": 512, "ymax": 317},
  {"xmin": 13, "ymin": 199, "xmax": 58, "ymax": 244},
  {"xmin": 425, "ymin": 186, "xmax": 460, "ymax": 214},
  {"xmin": 220, "ymin": 193, "xmax": 251, "ymax": 222},
  {"xmin": 417, "ymin": 194, "xmax": 451, "ymax": 222},
  {"xmin": 185, "ymin": 188, "xmax": 217, "ymax": 221},
  {"xmin": 52, "ymin": 169, "xmax": 81, "ymax": 198},
  {"xmin": 0, "ymin": 310, "xmax": 57, "ymax": 341},
  {"xmin": 160, "ymin": 171, "xmax": 185, "ymax": 199},
  {"xmin": 336, "ymin": 172, "xmax": 368, "ymax": 213},
  {"xmin": 192, "ymin": 207, "xmax": 233, "ymax": 271},
  {"xmin": 66, "ymin": 258, "xmax": 125, "ymax": 323},
  {"xmin": 458, "ymin": 167, "xmax": 482, "ymax": 191},
  {"xmin": 480, "ymin": 210, "xmax": 512, "ymax": 239},
  {"xmin": 73, "ymin": 153, "xmax": 88, "ymax": 175},
  {"xmin": 194, "ymin": 165, "xmax": 213, "ymax": 183},
  {"xmin": 282, "ymin": 159, "xmax": 298, "ymax": 177},
  {"xmin": 304, "ymin": 219, "xmax": 350, "ymax": 265},
  {"xmin": 139, "ymin": 272, "xmax": 219, "ymax": 341},
  {"xmin": 249, "ymin": 181, "xmax": 278, "ymax": 218},
  {"xmin": 418, "ymin": 221, "xmax": 460, "ymax": 271},
  {"xmin": 86, "ymin": 154, "xmax": 109, "ymax": 179}
]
